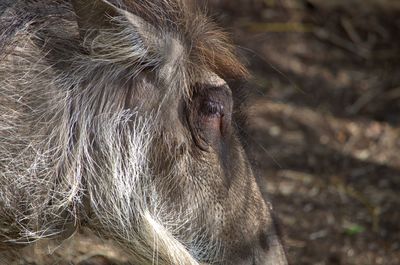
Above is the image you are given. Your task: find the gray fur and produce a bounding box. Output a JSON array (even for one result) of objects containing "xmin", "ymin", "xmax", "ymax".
[{"xmin": 0, "ymin": 1, "xmax": 287, "ymax": 264}]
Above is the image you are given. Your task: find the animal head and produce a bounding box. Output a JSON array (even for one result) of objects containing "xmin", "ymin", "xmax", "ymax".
[{"xmin": 0, "ymin": 0, "xmax": 287, "ymax": 264}]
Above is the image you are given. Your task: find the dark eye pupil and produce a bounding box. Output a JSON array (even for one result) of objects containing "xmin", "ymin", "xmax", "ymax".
[{"xmin": 201, "ymin": 100, "xmax": 223, "ymax": 117}]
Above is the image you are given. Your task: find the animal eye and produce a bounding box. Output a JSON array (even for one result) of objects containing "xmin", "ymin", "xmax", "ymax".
[
  {"xmin": 200, "ymin": 100, "xmax": 224, "ymax": 117},
  {"xmin": 187, "ymin": 84, "xmax": 233, "ymax": 150}
]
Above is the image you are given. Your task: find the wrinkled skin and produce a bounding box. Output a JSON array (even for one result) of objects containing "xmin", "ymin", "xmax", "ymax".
[{"xmin": 0, "ymin": 0, "xmax": 288, "ymax": 264}]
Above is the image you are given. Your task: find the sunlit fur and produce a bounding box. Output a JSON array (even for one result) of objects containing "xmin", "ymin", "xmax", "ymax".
[{"xmin": 0, "ymin": 1, "xmax": 286, "ymax": 264}]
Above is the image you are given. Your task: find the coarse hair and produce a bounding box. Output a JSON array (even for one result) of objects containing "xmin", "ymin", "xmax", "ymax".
[{"xmin": 0, "ymin": 0, "xmax": 248, "ymax": 264}]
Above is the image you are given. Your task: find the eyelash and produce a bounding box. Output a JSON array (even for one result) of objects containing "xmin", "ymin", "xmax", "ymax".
[{"xmin": 200, "ymin": 100, "xmax": 224, "ymax": 117}]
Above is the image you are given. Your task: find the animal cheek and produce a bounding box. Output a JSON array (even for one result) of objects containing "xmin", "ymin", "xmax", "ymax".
[
  {"xmin": 201, "ymin": 116, "xmax": 222, "ymax": 133},
  {"xmin": 197, "ymin": 118, "xmax": 222, "ymax": 147}
]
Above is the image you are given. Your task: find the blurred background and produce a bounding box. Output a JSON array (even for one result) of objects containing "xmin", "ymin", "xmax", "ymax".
[{"xmin": 206, "ymin": 0, "xmax": 400, "ymax": 264}]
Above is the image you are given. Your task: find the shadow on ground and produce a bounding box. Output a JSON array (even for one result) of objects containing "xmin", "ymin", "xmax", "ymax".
[{"xmin": 207, "ymin": 0, "xmax": 400, "ymax": 264}]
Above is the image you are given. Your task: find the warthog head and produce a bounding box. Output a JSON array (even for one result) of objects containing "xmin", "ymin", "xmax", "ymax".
[{"xmin": 0, "ymin": 0, "xmax": 287, "ymax": 264}]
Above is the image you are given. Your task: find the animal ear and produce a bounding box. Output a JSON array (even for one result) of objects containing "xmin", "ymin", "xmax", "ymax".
[
  {"xmin": 71, "ymin": 0, "xmax": 159, "ymax": 47},
  {"xmin": 72, "ymin": 0, "xmax": 175, "ymax": 66},
  {"xmin": 71, "ymin": 0, "xmax": 119, "ymax": 37}
]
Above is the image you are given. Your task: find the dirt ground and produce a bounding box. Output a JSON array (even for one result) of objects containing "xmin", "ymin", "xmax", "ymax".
[
  {"xmin": 5, "ymin": 0, "xmax": 400, "ymax": 265},
  {"xmin": 207, "ymin": 0, "xmax": 400, "ymax": 264}
]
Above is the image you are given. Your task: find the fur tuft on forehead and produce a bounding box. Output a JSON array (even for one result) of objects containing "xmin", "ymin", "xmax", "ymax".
[
  {"xmin": 189, "ymin": 21, "xmax": 249, "ymax": 80},
  {"xmin": 121, "ymin": 0, "xmax": 249, "ymax": 79}
]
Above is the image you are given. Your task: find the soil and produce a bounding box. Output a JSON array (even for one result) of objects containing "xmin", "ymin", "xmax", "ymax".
[
  {"xmin": 6, "ymin": 0, "xmax": 400, "ymax": 264},
  {"xmin": 207, "ymin": 0, "xmax": 400, "ymax": 264}
]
